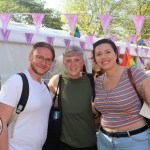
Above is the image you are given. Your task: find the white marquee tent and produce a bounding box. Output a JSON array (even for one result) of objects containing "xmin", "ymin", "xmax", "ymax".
[{"xmin": 0, "ymin": 22, "xmax": 150, "ymax": 86}]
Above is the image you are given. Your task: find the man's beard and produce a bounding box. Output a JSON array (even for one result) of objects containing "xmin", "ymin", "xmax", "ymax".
[{"xmin": 30, "ymin": 63, "xmax": 48, "ymax": 76}]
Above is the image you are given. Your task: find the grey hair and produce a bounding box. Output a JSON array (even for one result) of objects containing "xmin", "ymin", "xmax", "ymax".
[{"xmin": 63, "ymin": 45, "xmax": 83, "ymax": 58}]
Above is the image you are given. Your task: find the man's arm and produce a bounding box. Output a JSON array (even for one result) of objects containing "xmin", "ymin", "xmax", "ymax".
[{"xmin": 0, "ymin": 103, "xmax": 15, "ymax": 150}]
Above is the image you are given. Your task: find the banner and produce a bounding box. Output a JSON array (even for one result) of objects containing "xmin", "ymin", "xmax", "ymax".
[
  {"xmin": 109, "ymin": 34, "xmax": 117, "ymax": 42},
  {"xmin": 135, "ymin": 47, "xmax": 139, "ymax": 56},
  {"xmin": 32, "ymin": 13, "xmax": 45, "ymax": 32},
  {"xmin": 98, "ymin": 14, "xmax": 112, "ymax": 33},
  {"xmin": 80, "ymin": 41, "xmax": 85, "ymax": 50},
  {"xmin": 143, "ymin": 39, "xmax": 150, "ymax": 47},
  {"xmin": 132, "ymin": 16, "xmax": 145, "ymax": 35},
  {"xmin": 25, "ymin": 33, "xmax": 33, "ymax": 45},
  {"xmin": 124, "ymin": 38, "xmax": 131, "ymax": 50},
  {"xmin": 64, "ymin": 39, "xmax": 71, "ymax": 47},
  {"xmin": 47, "ymin": 36, "xmax": 54, "ymax": 45},
  {"xmin": 130, "ymin": 34, "xmax": 138, "ymax": 44},
  {"xmin": 65, "ymin": 14, "xmax": 78, "ymax": 33},
  {"xmin": 85, "ymin": 35, "xmax": 96, "ymax": 46},
  {"xmin": 1, "ymin": 29, "xmax": 10, "ymax": 41},
  {"xmin": 0, "ymin": 13, "xmax": 11, "ymax": 32}
]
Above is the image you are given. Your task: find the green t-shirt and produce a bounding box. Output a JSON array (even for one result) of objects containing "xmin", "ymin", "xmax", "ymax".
[{"xmin": 60, "ymin": 73, "xmax": 97, "ymax": 148}]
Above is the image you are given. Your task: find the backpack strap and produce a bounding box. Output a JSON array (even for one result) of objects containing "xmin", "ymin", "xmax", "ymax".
[
  {"xmin": 86, "ymin": 73, "xmax": 95, "ymax": 102},
  {"xmin": 44, "ymin": 82, "xmax": 50, "ymax": 91},
  {"xmin": 9, "ymin": 73, "xmax": 29, "ymax": 137},
  {"xmin": 16, "ymin": 73, "xmax": 29, "ymax": 114}
]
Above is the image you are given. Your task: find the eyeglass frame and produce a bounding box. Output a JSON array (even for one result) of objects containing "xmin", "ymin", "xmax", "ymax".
[{"xmin": 32, "ymin": 54, "xmax": 53, "ymax": 65}]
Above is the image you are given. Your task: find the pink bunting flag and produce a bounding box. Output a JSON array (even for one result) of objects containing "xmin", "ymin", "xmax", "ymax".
[
  {"xmin": 85, "ymin": 35, "xmax": 96, "ymax": 46},
  {"xmin": 143, "ymin": 39, "xmax": 150, "ymax": 47},
  {"xmin": 1, "ymin": 29, "xmax": 10, "ymax": 41},
  {"xmin": 132, "ymin": 16, "xmax": 145, "ymax": 35},
  {"xmin": 139, "ymin": 57, "xmax": 144, "ymax": 65},
  {"xmin": 109, "ymin": 34, "xmax": 117, "ymax": 42},
  {"xmin": 124, "ymin": 38, "xmax": 131, "ymax": 50},
  {"xmin": 64, "ymin": 39, "xmax": 71, "ymax": 47},
  {"xmin": 80, "ymin": 41, "xmax": 85, "ymax": 50},
  {"xmin": 65, "ymin": 14, "xmax": 78, "ymax": 33},
  {"xmin": 47, "ymin": 36, "xmax": 54, "ymax": 45},
  {"xmin": 0, "ymin": 13, "xmax": 11, "ymax": 32},
  {"xmin": 98, "ymin": 14, "xmax": 112, "ymax": 33},
  {"xmin": 32, "ymin": 13, "xmax": 45, "ymax": 32},
  {"xmin": 143, "ymin": 47, "xmax": 149, "ymax": 56},
  {"xmin": 130, "ymin": 34, "xmax": 138, "ymax": 44},
  {"xmin": 25, "ymin": 33, "xmax": 33, "ymax": 45},
  {"xmin": 135, "ymin": 47, "xmax": 139, "ymax": 56}
]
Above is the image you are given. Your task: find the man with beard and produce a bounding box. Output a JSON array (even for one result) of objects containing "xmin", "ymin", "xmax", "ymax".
[{"xmin": 0, "ymin": 42, "xmax": 55, "ymax": 150}]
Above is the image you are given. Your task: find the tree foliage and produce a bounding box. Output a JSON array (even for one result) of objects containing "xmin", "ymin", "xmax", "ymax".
[
  {"xmin": 63, "ymin": 0, "xmax": 150, "ymax": 41},
  {"xmin": 0, "ymin": 0, "xmax": 64, "ymax": 29}
]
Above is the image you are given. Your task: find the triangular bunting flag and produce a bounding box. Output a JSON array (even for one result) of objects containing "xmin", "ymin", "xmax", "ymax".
[
  {"xmin": 132, "ymin": 16, "xmax": 145, "ymax": 35},
  {"xmin": 80, "ymin": 41, "xmax": 85, "ymax": 50},
  {"xmin": 25, "ymin": 33, "xmax": 33, "ymax": 45},
  {"xmin": 98, "ymin": 14, "xmax": 112, "ymax": 33},
  {"xmin": 135, "ymin": 47, "xmax": 139, "ymax": 56},
  {"xmin": 109, "ymin": 34, "xmax": 117, "ymax": 42},
  {"xmin": 136, "ymin": 34, "xmax": 142, "ymax": 45},
  {"xmin": 85, "ymin": 35, "xmax": 96, "ymax": 47},
  {"xmin": 1, "ymin": 29, "xmax": 10, "ymax": 41},
  {"xmin": 70, "ymin": 26, "xmax": 81, "ymax": 38},
  {"xmin": 143, "ymin": 47, "xmax": 149, "ymax": 56},
  {"xmin": 136, "ymin": 57, "xmax": 144, "ymax": 69},
  {"xmin": 124, "ymin": 38, "xmax": 131, "ymax": 50},
  {"xmin": 0, "ymin": 13, "xmax": 11, "ymax": 32},
  {"xmin": 121, "ymin": 48, "xmax": 136, "ymax": 66},
  {"xmin": 143, "ymin": 39, "xmax": 150, "ymax": 47},
  {"xmin": 65, "ymin": 14, "xmax": 78, "ymax": 33},
  {"xmin": 47, "ymin": 36, "xmax": 54, "ymax": 45},
  {"xmin": 32, "ymin": 13, "xmax": 45, "ymax": 32},
  {"xmin": 130, "ymin": 34, "xmax": 138, "ymax": 44},
  {"xmin": 64, "ymin": 39, "xmax": 71, "ymax": 47}
]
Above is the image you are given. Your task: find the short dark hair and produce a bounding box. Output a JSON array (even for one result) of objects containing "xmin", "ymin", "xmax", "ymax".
[
  {"xmin": 93, "ymin": 38, "xmax": 119, "ymax": 64},
  {"xmin": 31, "ymin": 42, "xmax": 55, "ymax": 61}
]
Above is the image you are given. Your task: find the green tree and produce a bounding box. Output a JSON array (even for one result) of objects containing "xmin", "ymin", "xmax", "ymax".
[
  {"xmin": 63, "ymin": 0, "xmax": 150, "ymax": 41},
  {"xmin": 0, "ymin": 0, "xmax": 64, "ymax": 29}
]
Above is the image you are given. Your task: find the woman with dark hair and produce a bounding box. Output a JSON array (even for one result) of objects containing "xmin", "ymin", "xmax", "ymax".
[{"xmin": 93, "ymin": 38, "xmax": 150, "ymax": 150}]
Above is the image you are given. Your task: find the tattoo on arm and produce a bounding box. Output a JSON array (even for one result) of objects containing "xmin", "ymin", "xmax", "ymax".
[{"xmin": 0, "ymin": 117, "xmax": 3, "ymax": 134}]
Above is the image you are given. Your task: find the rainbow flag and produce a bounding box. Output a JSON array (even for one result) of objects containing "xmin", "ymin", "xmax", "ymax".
[
  {"xmin": 121, "ymin": 48, "xmax": 136, "ymax": 66},
  {"xmin": 70, "ymin": 26, "xmax": 81, "ymax": 38},
  {"xmin": 136, "ymin": 34, "xmax": 142, "ymax": 45}
]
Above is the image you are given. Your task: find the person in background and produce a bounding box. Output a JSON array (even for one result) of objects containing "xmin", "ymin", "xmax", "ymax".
[
  {"xmin": 93, "ymin": 38, "xmax": 150, "ymax": 150},
  {"xmin": 92, "ymin": 62, "xmax": 104, "ymax": 78},
  {"xmin": 48, "ymin": 45, "xmax": 97, "ymax": 150},
  {"xmin": 0, "ymin": 42, "xmax": 55, "ymax": 150},
  {"xmin": 144, "ymin": 62, "xmax": 150, "ymax": 76}
]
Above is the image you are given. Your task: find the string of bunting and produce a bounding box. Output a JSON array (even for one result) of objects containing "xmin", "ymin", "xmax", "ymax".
[{"xmin": 0, "ymin": 13, "xmax": 149, "ymax": 61}]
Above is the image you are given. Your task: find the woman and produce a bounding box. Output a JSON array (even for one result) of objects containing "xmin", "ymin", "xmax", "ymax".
[
  {"xmin": 48, "ymin": 45, "xmax": 97, "ymax": 150},
  {"xmin": 93, "ymin": 38, "xmax": 150, "ymax": 150}
]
